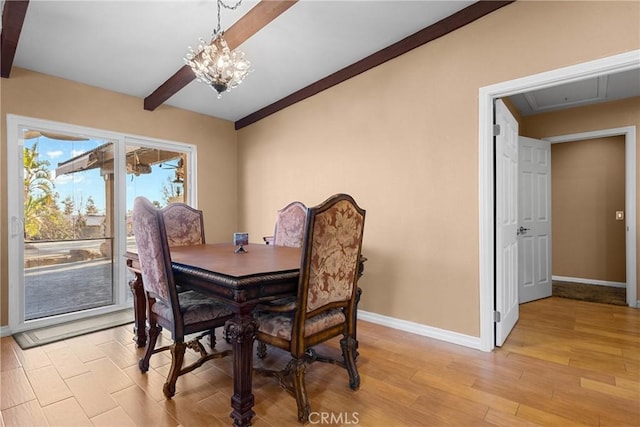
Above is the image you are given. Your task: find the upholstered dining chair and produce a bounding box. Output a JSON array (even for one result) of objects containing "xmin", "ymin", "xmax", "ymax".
[
  {"xmin": 257, "ymin": 201, "xmax": 308, "ymax": 356},
  {"xmin": 255, "ymin": 193, "xmax": 366, "ymax": 423},
  {"xmin": 132, "ymin": 196, "xmax": 233, "ymax": 399},
  {"xmin": 258, "ymin": 201, "xmax": 308, "ymax": 312},
  {"xmin": 160, "ymin": 202, "xmax": 205, "ymax": 247},
  {"xmin": 159, "ymin": 202, "xmax": 219, "ymax": 346},
  {"xmin": 263, "ymin": 201, "xmax": 308, "ymax": 247}
]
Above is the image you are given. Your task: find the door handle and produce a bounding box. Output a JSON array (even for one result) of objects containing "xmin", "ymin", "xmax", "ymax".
[
  {"xmin": 11, "ymin": 216, "xmax": 24, "ymax": 238},
  {"xmin": 517, "ymin": 226, "xmax": 530, "ymax": 236}
]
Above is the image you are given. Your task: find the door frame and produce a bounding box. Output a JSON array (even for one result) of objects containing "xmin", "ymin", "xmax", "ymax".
[
  {"xmin": 7, "ymin": 115, "xmax": 126, "ymax": 332},
  {"xmin": 478, "ymin": 50, "xmax": 639, "ymax": 351},
  {"xmin": 546, "ymin": 127, "xmax": 636, "ymax": 305},
  {"xmin": 6, "ymin": 114, "xmax": 198, "ymax": 333}
]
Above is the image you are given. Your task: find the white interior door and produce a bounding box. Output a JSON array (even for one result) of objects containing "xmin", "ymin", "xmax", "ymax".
[
  {"xmin": 495, "ymin": 99, "xmax": 519, "ymax": 346},
  {"xmin": 518, "ymin": 136, "xmax": 552, "ymax": 303}
]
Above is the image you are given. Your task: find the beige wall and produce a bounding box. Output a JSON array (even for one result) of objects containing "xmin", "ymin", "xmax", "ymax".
[
  {"xmin": 521, "ymin": 97, "xmax": 640, "ymax": 299},
  {"xmin": 237, "ymin": 1, "xmax": 640, "ymax": 336},
  {"xmin": 1, "ymin": 68, "xmax": 238, "ymax": 326},
  {"xmin": 550, "ymin": 137, "xmax": 626, "ymax": 282}
]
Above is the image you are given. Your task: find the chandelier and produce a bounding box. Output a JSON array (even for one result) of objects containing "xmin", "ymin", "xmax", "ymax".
[{"xmin": 185, "ymin": 0, "xmax": 251, "ymax": 98}]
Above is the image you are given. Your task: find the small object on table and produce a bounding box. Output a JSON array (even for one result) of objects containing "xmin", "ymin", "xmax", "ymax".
[{"xmin": 234, "ymin": 232, "xmax": 249, "ymax": 254}]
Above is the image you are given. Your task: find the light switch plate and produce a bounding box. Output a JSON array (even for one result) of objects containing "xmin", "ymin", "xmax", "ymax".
[{"xmin": 616, "ymin": 211, "xmax": 624, "ymax": 221}]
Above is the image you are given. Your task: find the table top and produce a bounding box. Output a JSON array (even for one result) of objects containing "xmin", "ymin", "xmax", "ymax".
[
  {"xmin": 126, "ymin": 242, "xmax": 302, "ymax": 283},
  {"xmin": 169, "ymin": 243, "xmax": 301, "ymax": 278}
]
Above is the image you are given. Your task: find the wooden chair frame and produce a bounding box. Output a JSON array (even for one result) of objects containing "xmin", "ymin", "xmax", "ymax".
[
  {"xmin": 255, "ymin": 194, "xmax": 365, "ymax": 423},
  {"xmin": 133, "ymin": 197, "xmax": 232, "ymax": 398}
]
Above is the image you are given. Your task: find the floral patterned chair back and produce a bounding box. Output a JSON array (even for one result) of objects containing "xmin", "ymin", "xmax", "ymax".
[
  {"xmin": 160, "ymin": 203, "xmax": 205, "ymax": 247},
  {"xmin": 131, "ymin": 196, "xmax": 175, "ymax": 305},
  {"xmin": 300, "ymin": 195, "xmax": 365, "ymax": 316},
  {"xmin": 273, "ymin": 201, "xmax": 308, "ymax": 248}
]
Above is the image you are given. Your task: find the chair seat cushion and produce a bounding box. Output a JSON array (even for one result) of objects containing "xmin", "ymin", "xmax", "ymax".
[
  {"xmin": 152, "ymin": 290, "xmax": 233, "ymax": 325},
  {"xmin": 257, "ymin": 308, "xmax": 345, "ymax": 341},
  {"xmin": 256, "ymin": 296, "xmax": 297, "ymax": 313}
]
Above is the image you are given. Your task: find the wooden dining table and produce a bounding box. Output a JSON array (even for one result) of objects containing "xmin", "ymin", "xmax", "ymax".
[
  {"xmin": 125, "ymin": 242, "xmax": 366, "ymax": 426},
  {"xmin": 126, "ymin": 242, "xmax": 301, "ymax": 426}
]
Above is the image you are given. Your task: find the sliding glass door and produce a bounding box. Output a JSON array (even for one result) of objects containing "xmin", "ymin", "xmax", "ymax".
[{"xmin": 7, "ymin": 116, "xmax": 195, "ymax": 332}]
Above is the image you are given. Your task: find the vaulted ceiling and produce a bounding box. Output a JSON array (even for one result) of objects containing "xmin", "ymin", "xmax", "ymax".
[{"xmin": 2, "ymin": 1, "xmax": 638, "ymax": 130}]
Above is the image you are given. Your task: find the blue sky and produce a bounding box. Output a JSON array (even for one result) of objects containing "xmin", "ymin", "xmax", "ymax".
[{"xmin": 27, "ymin": 136, "xmax": 178, "ymax": 214}]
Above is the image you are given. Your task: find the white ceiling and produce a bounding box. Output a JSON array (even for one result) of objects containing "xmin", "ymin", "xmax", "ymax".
[
  {"xmin": 11, "ymin": 0, "xmax": 475, "ymax": 122},
  {"xmin": 7, "ymin": 1, "xmax": 640, "ymax": 123},
  {"xmin": 508, "ymin": 68, "xmax": 640, "ymax": 116}
]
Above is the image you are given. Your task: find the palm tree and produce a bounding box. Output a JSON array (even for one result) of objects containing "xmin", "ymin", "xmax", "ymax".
[{"xmin": 23, "ymin": 143, "xmax": 54, "ymax": 239}]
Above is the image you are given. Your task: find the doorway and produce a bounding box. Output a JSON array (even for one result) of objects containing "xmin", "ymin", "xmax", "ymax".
[
  {"xmin": 548, "ymin": 134, "xmax": 627, "ymax": 306},
  {"xmin": 478, "ymin": 50, "xmax": 639, "ymax": 351}
]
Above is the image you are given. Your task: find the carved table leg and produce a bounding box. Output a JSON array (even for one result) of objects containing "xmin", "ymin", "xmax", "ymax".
[
  {"xmin": 225, "ymin": 311, "xmax": 257, "ymax": 427},
  {"xmin": 128, "ymin": 271, "xmax": 147, "ymax": 348}
]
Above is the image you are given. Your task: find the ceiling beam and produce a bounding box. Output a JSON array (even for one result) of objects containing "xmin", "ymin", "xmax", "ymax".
[
  {"xmin": 1, "ymin": 0, "xmax": 30, "ymax": 78},
  {"xmin": 144, "ymin": 0, "xmax": 297, "ymax": 111},
  {"xmin": 235, "ymin": 0, "xmax": 514, "ymax": 130}
]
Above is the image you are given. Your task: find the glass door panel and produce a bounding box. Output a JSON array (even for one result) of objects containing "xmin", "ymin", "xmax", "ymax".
[
  {"xmin": 125, "ymin": 145, "xmax": 187, "ymax": 208},
  {"xmin": 23, "ymin": 132, "xmax": 115, "ymax": 320},
  {"xmin": 124, "ymin": 143, "xmax": 189, "ymax": 287}
]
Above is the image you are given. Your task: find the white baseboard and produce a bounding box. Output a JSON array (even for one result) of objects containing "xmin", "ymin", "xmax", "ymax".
[
  {"xmin": 357, "ymin": 310, "xmax": 482, "ymax": 350},
  {"xmin": 552, "ymin": 275, "xmax": 626, "ymax": 288},
  {"xmin": 0, "ymin": 325, "xmax": 12, "ymax": 338}
]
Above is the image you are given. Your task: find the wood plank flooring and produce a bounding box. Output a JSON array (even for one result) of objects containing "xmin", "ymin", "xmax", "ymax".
[{"xmin": 1, "ymin": 297, "xmax": 638, "ymax": 426}]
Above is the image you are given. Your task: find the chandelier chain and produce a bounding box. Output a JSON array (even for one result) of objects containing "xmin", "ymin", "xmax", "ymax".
[{"xmin": 216, "ymin": 0, "xmax": 244, "ymax": 35}]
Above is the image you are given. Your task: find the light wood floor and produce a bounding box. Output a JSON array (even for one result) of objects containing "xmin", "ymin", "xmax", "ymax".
[{"xmin": 1, "ymin": 297, "xmax": 639, "ymax": 426}]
